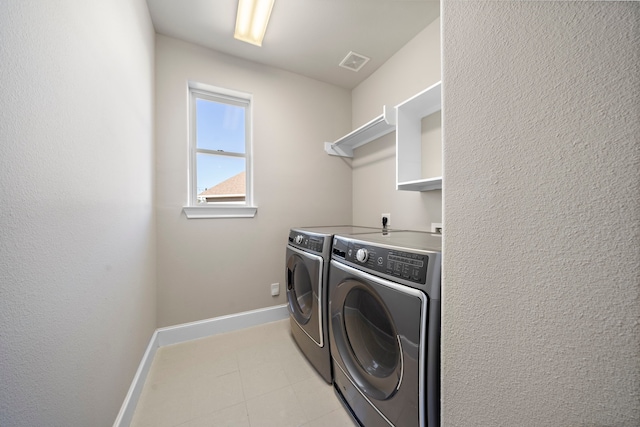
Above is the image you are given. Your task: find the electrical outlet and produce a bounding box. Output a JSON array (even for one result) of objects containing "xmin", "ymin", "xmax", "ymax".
[
  {"xmin": 431, "ymin": 223, "xmax": 443, "ymax": 234},
  {"xmin": 381, "ymin": 213, "xmax": 390, "ymax": 227},
  {"xmin": 271, "ymin": 283, "xmax": 280, "ymax": 296}
]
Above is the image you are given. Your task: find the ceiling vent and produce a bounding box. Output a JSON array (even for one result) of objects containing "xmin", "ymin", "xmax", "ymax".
[{"xmin": 339, "ymin": 51, "xmax": 370, "ymax": 72}]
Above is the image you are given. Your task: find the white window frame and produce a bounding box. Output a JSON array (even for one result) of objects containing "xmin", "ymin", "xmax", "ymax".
[{"xmin": 183, "ymin": 82, "xmax": 257, "ymax": 219}]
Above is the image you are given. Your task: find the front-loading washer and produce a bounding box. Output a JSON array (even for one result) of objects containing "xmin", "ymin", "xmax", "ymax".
[
  {"xmin": 285, "ymin": 226, "xmax": 384, "ymax": 384},
  {"xmin": 328, "ymin": 230, "xmax": 441, "ymax": 426}
]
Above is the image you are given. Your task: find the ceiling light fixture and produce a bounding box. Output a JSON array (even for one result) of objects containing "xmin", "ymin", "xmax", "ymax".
[{"xmin": 234, "ymin": 0, "xmax": 275, "ymax": 47}]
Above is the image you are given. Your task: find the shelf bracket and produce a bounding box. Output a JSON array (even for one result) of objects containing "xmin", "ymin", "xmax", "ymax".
[{"xmin": 324, "ymin": 142, "xmax": 354, "ymax": 157}]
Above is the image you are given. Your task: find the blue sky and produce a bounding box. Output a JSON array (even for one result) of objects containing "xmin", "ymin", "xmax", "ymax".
[{"xmin": 196, "ymin": 98, "xmax": 246, "ymax": 193}]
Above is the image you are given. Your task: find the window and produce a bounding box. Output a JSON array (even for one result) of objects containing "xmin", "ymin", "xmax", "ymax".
[{"xmin": 184, "ymin": 83, "xmax": 256, "ymax": 219}]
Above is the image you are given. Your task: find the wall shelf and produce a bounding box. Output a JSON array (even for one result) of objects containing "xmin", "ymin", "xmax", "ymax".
[
  {"xmin": 323, "ymin": 81, "xmax": 442, "ymax": 191},
  {"xmin": 396, "ymin": 177, "xmax": 442, "ymax": 192},
  {"xmin": 396, "ymin": 81, "xmax": 442, "ymax": 191},
  {"xmin": 324, "ymin": 105, "xmax": 395, "ymax": 158}
]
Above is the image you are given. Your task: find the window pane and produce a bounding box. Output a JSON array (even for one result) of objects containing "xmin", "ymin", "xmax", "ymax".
[
  {"xmin": 196, "ymin": 154, "xmax": 245, "ymax": 203},
  {"xmin": 196, "ymin": 98, "xmax": 245, "ymax": 153}
]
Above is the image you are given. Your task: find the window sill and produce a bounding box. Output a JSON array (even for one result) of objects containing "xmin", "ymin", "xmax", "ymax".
[{"xmin": 182, "ymin": 205, "xmax": 258, "ymax": 219}]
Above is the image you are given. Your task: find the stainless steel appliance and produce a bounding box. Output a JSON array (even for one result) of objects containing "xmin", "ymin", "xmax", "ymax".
[
  {"xmin": 328, "ymin": 230, "xmax": 441, "ymax": 426},
  {"xmin": 285, "ymin": 226, "xmax": 383, "ymax": 384}
]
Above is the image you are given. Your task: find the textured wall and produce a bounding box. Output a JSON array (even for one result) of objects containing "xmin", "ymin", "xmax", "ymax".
[
  {"xmin": 0, "ymin": 1, "xmax": 156, "ymax": 425},
  {"xmin": 155, "ymin": 36, "xmax": 352, "ymax": 327},
  {"xmin": 442, "ymin": 2, "xmax": 640, "ymax": 426},
  {"xmin": 351, "ymin": 18, "xmax": 442, "ymax": 231}
]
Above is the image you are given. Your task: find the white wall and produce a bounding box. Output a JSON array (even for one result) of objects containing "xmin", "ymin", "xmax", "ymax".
[
  {"xmin": 441, "ymin": 2, "xmax": 640, "ymax": 426},
  {"xmin": 0, "ymin": 1, "xmax": 156, "ymax": 426},
  {"xmin": 351, "ymin": 18, "xmax": 442, "ymax": 230},
  {"xmin": 155, "ymin": 35, "xmax": 352, "ymax": 327}
]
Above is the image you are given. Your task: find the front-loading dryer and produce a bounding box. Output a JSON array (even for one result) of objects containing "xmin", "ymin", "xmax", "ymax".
[
  {"xmin": 328, "ymin": 231, "xmax": 441, "ymax": 426},
  {"xmin": 285, "ymin": 226, "xmax": 383, "ymax": 384}
]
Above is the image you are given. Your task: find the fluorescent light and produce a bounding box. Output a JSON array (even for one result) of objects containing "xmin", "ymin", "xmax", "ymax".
[{"xmin": 234, "ymin": 0, "xmax": 275, "ymax": 47}]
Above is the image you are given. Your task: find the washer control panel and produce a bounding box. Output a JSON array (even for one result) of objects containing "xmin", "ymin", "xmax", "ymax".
[
  {"xmin": 332, "ymin": 237, "xmax": 428, "ymax": 284},
  {"xmin": 288, "ymin": 230, "xmax": 325, "ymax": 254}
]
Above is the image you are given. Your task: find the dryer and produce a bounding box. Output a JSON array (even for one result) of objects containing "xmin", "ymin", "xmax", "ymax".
[
  {"xmin": 285, "ymin": 226, "xmax": 383, "ymax": 384},
  {"xmin": 328, "ymin": 231, "xmax": 441, "ymax": 426}
]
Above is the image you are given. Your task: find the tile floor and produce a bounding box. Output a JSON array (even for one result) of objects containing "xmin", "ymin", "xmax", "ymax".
[{"xmin": 130, "ymin": 319, "xmax": 357, "ymax": 427}]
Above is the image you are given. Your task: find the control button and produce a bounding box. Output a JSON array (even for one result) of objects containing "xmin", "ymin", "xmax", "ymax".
[
  {"xmin": 295, "ymin": 235, "xmax": 304, "ymax": 245},
  {"xmin": 377, "ymin": 257, "xmax": 383, "ymax": 265},
  {"xmin": 356, "ymin": 248, "xmax": 369, "ymax": 263}
]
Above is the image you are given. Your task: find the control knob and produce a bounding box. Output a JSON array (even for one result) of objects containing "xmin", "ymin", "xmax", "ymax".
[
  {"xmin": 295, "ymin": 235, "xmax": 304, "ymax": 245},
  {"xmin": 356, "ymin": 248, "xmax": 369, "ymax": 263}
]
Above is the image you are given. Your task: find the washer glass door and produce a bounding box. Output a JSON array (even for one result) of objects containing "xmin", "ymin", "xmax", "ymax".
[
  {"xmin": 344, "ymin": 288, "xmax": 399, "ymax": 378},
  {"xmin": 333, "ymin": 280, "xmax": 403, "ymax": 401}
]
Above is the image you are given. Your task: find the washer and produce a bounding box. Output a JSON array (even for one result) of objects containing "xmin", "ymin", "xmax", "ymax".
[
  {"xmin": 328, "ymin": 230, "xmax": 441, "ymax": 427},
  {"xmin": 286, "ymin": 226, "xmax": 384, "ymax": 384}
]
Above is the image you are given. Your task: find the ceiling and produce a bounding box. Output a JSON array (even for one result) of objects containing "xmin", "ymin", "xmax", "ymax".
[{"xmin": 146, "ymin": 0, "xmax": 440, "ymax": 89}]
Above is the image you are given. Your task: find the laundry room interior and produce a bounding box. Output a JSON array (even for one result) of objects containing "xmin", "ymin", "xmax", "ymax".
[{"xmin": 1, "ymin": 1, "xmax": 638, "ymax": 427}]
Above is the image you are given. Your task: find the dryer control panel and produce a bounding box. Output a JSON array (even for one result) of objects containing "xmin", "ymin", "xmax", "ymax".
[
  {"xmin": 332, "ymin": 237, "xmax": 428, "ymax": 284},
  {"xmin": 288, "ymin": 230, "xmax": 325, "ymax": 254}
]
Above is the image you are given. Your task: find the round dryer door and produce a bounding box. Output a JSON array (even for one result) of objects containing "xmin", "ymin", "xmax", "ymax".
[
  {"xmin": 332, "ymin": 280, "xmax": 403, "ymax": 401},
  {"xmin": 286, "ymin": 252, "xmax": 316, "ymax": 325}
]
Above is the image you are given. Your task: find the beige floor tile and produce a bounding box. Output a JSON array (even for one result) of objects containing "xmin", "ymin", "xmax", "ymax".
[
  {"xmin": 282, "ymin": 350, "xmax": 320, "ymax": 385},
  {"xmin": 299, "ymin": 407, "xmax": 358, "ymax": 427},
  {"xmin": 239, "ymin": 360, "xmax": 291, "ymax": 400},
  {"xmin": 194, "ymin": 331, "xmax": 242, "ymax": 358},
  {"xmin": 236, "ymin": 340, "xmax": 284, "ymax": 370},
  {"xmin": 155, "ymin": 341, "xmax": 197, "ymax": 365},
  {"xmin": 187, "ymin": 402, "xmax": 250, "ymax": 427},
  {"xmin": 232, "ymin": 323, "xmax": 280, "ymax": 349},
  {"xmin": 131, "ymin": 319, "xmax": 356, "ymax": 427},
  {"xmin": 292, "ymin": 375, "xmax": 341, "ymax": 421},
  {"xmin": 130, "ymin": 389, "xmax": 192, "ymax": 427},
  {"xmin": 245, "ymin": 385, "xmax": 309, "ymax": 427},
  {"xmin": 189, "ymin": 351, "xmax": 239, "ymax": 379},
  {"xmin": 136, "ymin": 380, "xmax": 191, "ymax": 413},
  {"xmin": 191, "ymin": 371, "xmax": 245, "ymax": 418},
  {"xmin": 273, "ymin": 334, "xmax": 304, "ymax": 360}
]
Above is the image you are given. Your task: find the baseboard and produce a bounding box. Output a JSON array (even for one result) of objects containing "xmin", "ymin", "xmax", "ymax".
[
  {"xmin": 157, "ymin": 303, "xmax": 288, "ymax": 347},
  {"xmin": 112, "ymin": 304, "xmax": 289, "ymax": 427},
  {"xmin": 112, "ymin": 329, "xmax": 159, "ymax": 427}
]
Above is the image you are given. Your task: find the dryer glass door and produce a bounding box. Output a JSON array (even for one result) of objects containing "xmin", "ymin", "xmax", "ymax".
[
  {"xmin": 286, "ymin": 247, "xmax": 323, "ymax": 328},
  {"xmin": 286, "ymin": 247, "xmax": 323, "ymax": 345},
  {"xmin": 287, "ymin": 253, "xmax": 314, "ymax": 322}
]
